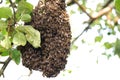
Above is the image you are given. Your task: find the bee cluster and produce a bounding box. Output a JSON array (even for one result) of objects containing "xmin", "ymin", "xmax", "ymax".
[{"xmin": 19, "ymin": 0, "xmax": 71, "ymax": 77}]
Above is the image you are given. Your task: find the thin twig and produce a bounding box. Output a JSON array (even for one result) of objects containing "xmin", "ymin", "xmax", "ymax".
[
  {"xmin": 0, "ymin": 57, "xmax": 11, "ymax": 77},
  {"xmin": 92, "ymin": 5, "xmax": 113, "ymax": 19},
  {"xmin": 73, "ymin": 0, "xmax": 93, "ymax": 19},
  {"xmin": 71, "ymin": 26, "xmax": 89, "ymax": 45},
  {"xmin": 102, "ymin": 0, "xmax": 114, "ymax": 9},
  {"xmin": 28, "ymin": 69, "xmax": 32, "ymax": 76},
  {"xmin": 9, "ymin": 0, "xmax": 16, "ymax": 26},
  {"xmin": 0, "ymin": 62, "xmax": 5, "ymax": 64},
  {"xmin": 71, "ymin": 19, "xmax": 94, "ymax": 45},
  {"xmin": 67, "ymin": 0, "xmax": 75, "ymax": 6}
]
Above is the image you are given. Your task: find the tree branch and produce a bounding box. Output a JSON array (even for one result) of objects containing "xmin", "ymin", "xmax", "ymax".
[
  {"xmin": 102, "ymin": 0, "xmax": 114, "ymax": 9},
  {"xmin": 71, "ymin": 3, "xmax": 113, "ymax": 45},
  {"xmin": 71, "ymin": 18, "xmax": 94, "ymax": 45},
  {"xmin": 92, "ymin": 5, "xmax": 113, "ymax": 19},
  {"xmin": 73, "ymin": 0, "xmax": 93, "ymax": 19},
  {"xmin": 0, "ymin": 62, "xmax": 5, "ymax": 64},
  {"xmin": 0, "ymin": 57, "xmax": 11, "ymax": 77},
  {"xmin": 71, "ymin": 25, "xmax": 90, "ymax": 45}
]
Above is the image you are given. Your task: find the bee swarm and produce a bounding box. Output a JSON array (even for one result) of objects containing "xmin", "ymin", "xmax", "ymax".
[{"xmin": 19, "ymin": 0, "xmax": 71, "ymax": 77}]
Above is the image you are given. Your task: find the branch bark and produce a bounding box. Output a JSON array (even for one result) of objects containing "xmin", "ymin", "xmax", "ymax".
[
  {"xmin": 92, "ymin": 5, "xmax": 113, "ymax": 19},
  {"xmin": 102, "ymin": 0, "xmax": 114, "ymax": 9}
]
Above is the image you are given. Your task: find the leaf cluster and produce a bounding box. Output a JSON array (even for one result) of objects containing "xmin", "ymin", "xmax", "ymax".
[{"xmin": 0, "ymin": 0, "xmax": 41, "ymax": 65}]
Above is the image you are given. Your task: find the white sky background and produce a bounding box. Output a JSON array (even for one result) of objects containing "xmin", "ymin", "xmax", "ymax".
[{"xmin": 1, "ymin": 0, "xmax": 120, "ymax": 80}]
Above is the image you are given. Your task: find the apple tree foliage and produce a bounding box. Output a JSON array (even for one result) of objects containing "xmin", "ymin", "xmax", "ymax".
[{"xmin": 0, "ymin": 0, "xmax": 41, "ymax": 65}]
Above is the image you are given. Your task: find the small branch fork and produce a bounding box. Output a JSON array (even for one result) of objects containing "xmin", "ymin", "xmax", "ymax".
[
  {"xmin": 0, "ymin": 57, "xmax": 12, "ymax": 77},
  {"xmin": 71, "ymin": 0, "xmax": 114, "ymax": 45}
]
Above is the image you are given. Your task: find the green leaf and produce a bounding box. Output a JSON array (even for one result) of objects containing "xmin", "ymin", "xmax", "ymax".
[
  {"xmin": 5, "ymin": 0, "xmax": 10, "ymax": 4},
  {"xmin": 115, "ymin": 0, "xmax": 120, "ymax": 14},
  {"xmin": 1, "ymin": 29, "xmax": 7, "ymax": 35},
  {"xmin": 95, "ymin": 36, "xmax": 103, "ymax": 42},
  {"xmin": 17, "ymin": 1, "xmax": 33, "ymax": 14},
  {"xmin": 13, "ymin": 31, "xmax": 26, "ymax": 46},
  {"xmin": 16, "ymin": 1, "xmax": 33, "ymax": 21},
  {"xmin": 21, "ymin": 14, "xmax": 31, "ymax": 22},
  {"xmin": 70, "ymin": 10, "xmax": 76, "ymax": 15},
  {"xmin": 0, "ymin": 45, "xmax": 6, "ymax": 53},
  {"xmin": 1, "ymin": 35, "xmax": 11, "ymax": 49},
  {"xmin": 102, "ymin": 53, "xmax": 111, "ymax": 59},
  {"xmin": 15, "ymin": 26, "xmax": 25, "ymax": 33},
  {"xmin": 15, "ymin": 0, "xmax": 26, "ymax": 3},
  {"xmin": 1, "ymin": 50, "xmax": 9, "ymax": 56},
  {"xmin": 67, "ymin": 70, "xmax": 72, "ymax": 74},
  {"xmin": 104, "ymin": 42, "xmax": 113, "ymax": 49},
  {"xmin": 81, "ymin": 39, "xmax": 85, "ymax": 43},
  {"xmin": 117, "ymin": 25, "xmax": 120, "ymax": 32},
  {"xmin": 0, "ymin": 7, "xmax": 12, "ymax": 18},
  {"xmin": 10, "ymin": 49, "xmax": 21, "ymax": 65},
  {"xmin": 0, "ymin": 32, "xmax": 4, "ymax": 40},
  {"xmin": 114, "ymin": 39, "xmax": 120, "ymax": 58},
  {"xmin": 82, "ymin": 0, "xmax": 86, "ymax": 5},
  {"xmin": 71, "ymin": 45, "xmax": 78, "ymax": 50},
  {"xmin": 24, "ymin": 26, "xmax": 41, "ymax": 48},
  {"xmin": 0, "ymin": 20, "xmax": 7, "ymax": 30},
  {"xmin": 15, "ymin": 26, "xmax": 41, "ymax": 48}
]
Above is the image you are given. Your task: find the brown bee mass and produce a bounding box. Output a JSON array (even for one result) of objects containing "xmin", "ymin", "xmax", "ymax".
[{"xmin": 19, "ymin": 0, "xmax": 71, "ymax": 77}]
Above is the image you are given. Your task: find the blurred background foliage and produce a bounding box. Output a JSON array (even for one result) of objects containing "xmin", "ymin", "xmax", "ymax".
[{"xmin": 67, "ymin": 0, "xmax": 120, "ymax": 59}]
